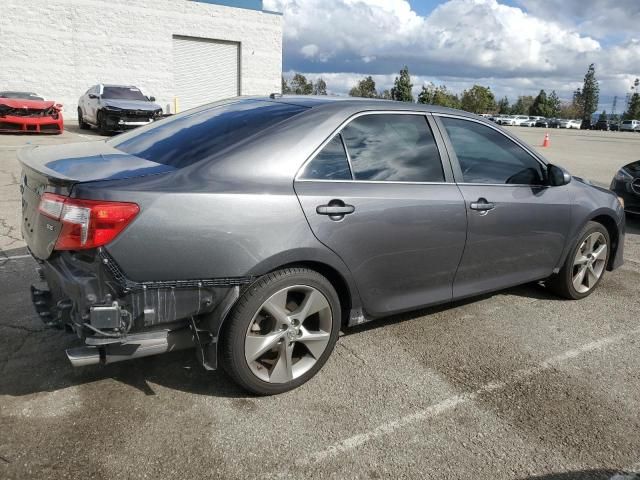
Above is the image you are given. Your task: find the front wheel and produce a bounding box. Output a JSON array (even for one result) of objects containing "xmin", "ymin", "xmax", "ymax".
[
  {"xmin": 547, "ymin": 221, "xmax": 610, "ymax": 299},
  {"xmin": 222, "ymin": 268, "xmax": 341, "ymax": 395},
  {"xmin": 77, "ymin": 108, "xmax": 90, "ymax": 130},
  {"xmin": 96, "ymin": 111, "xmax": 110, "ymax": 135}
]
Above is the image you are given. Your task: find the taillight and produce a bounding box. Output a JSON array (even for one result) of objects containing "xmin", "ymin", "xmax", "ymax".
[{"xmin": 38, "ymin": 193, "xmax": 139, "ymax": 250}]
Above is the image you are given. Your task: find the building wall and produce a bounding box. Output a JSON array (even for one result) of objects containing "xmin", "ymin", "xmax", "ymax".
[{"xmin": 0, "ymin": 0, "xmax": 282, "ymax": 117}]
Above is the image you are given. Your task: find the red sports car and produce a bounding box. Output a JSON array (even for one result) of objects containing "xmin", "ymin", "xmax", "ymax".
[{"xmin": 0, "ymin": 91, "xmax": 64, "ymax": 134}]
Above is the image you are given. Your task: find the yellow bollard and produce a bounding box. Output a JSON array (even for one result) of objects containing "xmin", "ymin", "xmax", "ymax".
[{"xmin": 173, "ymin": 97, "xmax": 180, "ymax": 114}]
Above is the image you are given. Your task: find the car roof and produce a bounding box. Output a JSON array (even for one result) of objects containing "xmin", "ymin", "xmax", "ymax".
[
  {"xmin": 99, "ymin": 84, "xmax": 141, "ymax": 88},
  {"xmin": 266, "ymin": 95, "xmax": 481, "ymax": 119}
]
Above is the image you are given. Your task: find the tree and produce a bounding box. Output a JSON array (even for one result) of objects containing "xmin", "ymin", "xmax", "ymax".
[
  {"xmin": 547, "ymin": 90, "xmax": 561, "ymax": 117},
  {"xmin": 497, "ymin": 96, "xmax": 510, "ymax": 114},
  {"xmin": 510, "ymin": 95, "xmax": 535, "ymax": 115},
  {"xmin": 289, "ymin": 73, "xmax": 314, "ymax": 95},
  {"xmin": 378, "ymin": 89, "xmax": 392, "ymax": 100},
  {"xmin": 530, "ymin": 89, "xmax": 550, "ymax": 117},
  {"xmin": 460, "ymin": 85, "xmax": 496, "ymax": 113},
  {"xmin": 281, "ymin": 76, "xmax": 291, "ymax": 94},
  {"xmin": 417, "ymin": 83, "xmax": 460, "ymax": 108},
  {"xmin": 349, "ymin": 76, "xmax": 378, "ymax": 98},
  {"xmin": 579, "ymin": 63, "xmax": 600, "ymax": 128},
  {"xmin": 313, "ymin": 78, "xmax": 327, "ymax": 95},
  {"xmin": 391, "ymin": 66, "xmax": 414, "ymax": 102},
  {"xmin": 417, "ymin": 84, "xmax": 435, "ymax": 104},
  {"xmin": 624, "ymin": 78, "xmax": 640, "ymax": 120},
  {"xmin": 558, "ymin": 101, "xmax": 580, "ymax": 119},
  {"xmin": 572, "ymin": 88, "xmax": 584, "ymax": 119},
  {"xmin": 598, "ymin": 110, "xmax": 608, "ymax": 121}
]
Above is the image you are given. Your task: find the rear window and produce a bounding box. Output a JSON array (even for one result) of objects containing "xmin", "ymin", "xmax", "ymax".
[{"xmin": 109, "ymin": 100, "xmax": 307, "ymax": 168}]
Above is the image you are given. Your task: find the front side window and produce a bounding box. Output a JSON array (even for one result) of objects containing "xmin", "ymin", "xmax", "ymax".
[
  {"xmin": 340, "ymin": 114, "xmax": 444, "ymax": 182},
  {"xmin": 440, "ymin": 117, "xmax": 546, "ymax": 185},
  {"xmin": 300, "ymin": 135, "xmax": 351, "ymax": 180}
]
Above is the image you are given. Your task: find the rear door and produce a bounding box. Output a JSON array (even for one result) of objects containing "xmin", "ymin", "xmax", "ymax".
[
  {"xmin": 435, "ymin": 115, "xmax": 570, "ymax": 298},
  {"xmin": 294, "ymin": 112, "xmax": 467, "ymax": 317}
]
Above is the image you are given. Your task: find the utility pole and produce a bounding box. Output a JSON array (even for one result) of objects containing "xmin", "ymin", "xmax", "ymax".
[{"xmin": 611, "ymin": 96, "xmax": 617, "ymax": 117}]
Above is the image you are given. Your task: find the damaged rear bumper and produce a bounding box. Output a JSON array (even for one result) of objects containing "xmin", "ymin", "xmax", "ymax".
[{"xmin": 30, "ymin": 247, "xmax": 250, "ymax": 369}]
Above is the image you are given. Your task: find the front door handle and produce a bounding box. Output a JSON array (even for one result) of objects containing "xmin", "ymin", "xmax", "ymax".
[
  {"xmin": 316, "ymin": 200, "xmax": 355, "ymax": 220},
  {"xmin": 469, "ymin": 198, "xmax": 495, "ymax": 212}
]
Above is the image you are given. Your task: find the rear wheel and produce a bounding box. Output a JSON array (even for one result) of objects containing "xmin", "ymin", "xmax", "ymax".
[
  {"xmin": 547, "ymin": 221, "xmax": 609, "ymax": 299},
  {"xmin": 222, "ymin": 268, "xmax": 340, "ymax": 395},
  {"xmin": 77, "ymin": 108, "xmax": 90, "ymax": 130}
]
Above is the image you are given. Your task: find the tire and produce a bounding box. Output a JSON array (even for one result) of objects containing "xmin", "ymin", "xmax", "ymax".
[
  {"xmin": 97, "ymin": 110, "xmax": 109, "ymax": 135},
  {"xmin": 546, "ymin": 221, "xmax": 610, "ymax": 299},
  {"xmin": 77, "ymin": 108, "xmax": 90, "ymax": 130},
  {"xmin": 222, "ymin": 268, "xmax": 341, "ymax": 395}
]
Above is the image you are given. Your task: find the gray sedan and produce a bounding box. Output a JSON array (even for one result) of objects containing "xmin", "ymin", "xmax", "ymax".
[{"xmin": 19, "ymin": 96, "xmax": 625, "ymax": 395}]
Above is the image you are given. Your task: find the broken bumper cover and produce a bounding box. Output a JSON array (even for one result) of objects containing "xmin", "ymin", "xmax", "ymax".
[
  {"xmin": 102, "ymin": 110, "xmax": 158, "ymax": 131},
  {"xmin": 29, "ymin": 247, "xmax": 251, "ymax": 369}
]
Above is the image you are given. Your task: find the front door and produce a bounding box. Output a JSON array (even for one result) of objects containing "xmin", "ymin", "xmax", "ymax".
[
  {"xmin": 295, "ymin": 113, "xmax": 467, "ymax": 317},
  {"xmin": 436, "ymin": 115, "xmax": 571, "ymax": 298}
]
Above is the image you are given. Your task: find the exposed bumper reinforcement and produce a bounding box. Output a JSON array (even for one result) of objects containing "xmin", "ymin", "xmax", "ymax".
[{"xmin": 66, "ymin": 328, "xmax": 195, "ymax": 367}]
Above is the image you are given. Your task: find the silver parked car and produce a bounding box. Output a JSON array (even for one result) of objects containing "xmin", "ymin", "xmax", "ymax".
[
  {"xmin": 20, "ymin": 97, "xmax": 625, "ymax": 394},
  {"xmin": 77, "ymin": 84, "xmax": 163, "ymax": 134}
]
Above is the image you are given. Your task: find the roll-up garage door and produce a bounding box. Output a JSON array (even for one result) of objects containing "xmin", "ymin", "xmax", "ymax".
[{"xmin": 172, "ymin": 35, "xmax": 240, "ymax": 111}]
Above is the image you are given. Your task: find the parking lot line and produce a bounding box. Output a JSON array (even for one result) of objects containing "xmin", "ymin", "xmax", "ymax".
[
  {"xmin": 296, "ymin": 326, "xmax": 640, "ymax": 468},
  {"xmin": 0, "ymin": 254, "xmax": 31, "ymax": 261}
]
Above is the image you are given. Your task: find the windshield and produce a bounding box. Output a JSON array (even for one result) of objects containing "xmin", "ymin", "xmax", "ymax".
[
  {"xmin": 0, "ymin": 91, "xmax": 44, "ymax": 101},
  {"xmin": 102, "ymin": 86, "xmax": 148, "ymax": 101},
  {"xmin": 109, "ymin": 99, "xmax": 308, "ymax": 168}
]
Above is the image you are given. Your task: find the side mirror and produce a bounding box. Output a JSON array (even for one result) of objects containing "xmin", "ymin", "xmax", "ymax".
[
  {"xmin": 548, "ymin": 164, "xmax": 571, "ymax": 186},
  {"xmin": 148, "ymin": 96, "xmax": 156, "ymax": 102},
  {"xmin": 88, "ymin": 94, "xmax": 98, "ymax": 99}
]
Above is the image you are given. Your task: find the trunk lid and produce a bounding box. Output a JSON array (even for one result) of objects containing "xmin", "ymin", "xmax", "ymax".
[{"xmin": 19, "ymin": 141, "xmax": 175, "ymax": 259}]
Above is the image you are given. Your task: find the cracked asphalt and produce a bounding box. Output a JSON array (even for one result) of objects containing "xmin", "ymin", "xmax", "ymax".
[{"xmin": 1, "ymin": 125, "xmax": 640, "ymax": 479}]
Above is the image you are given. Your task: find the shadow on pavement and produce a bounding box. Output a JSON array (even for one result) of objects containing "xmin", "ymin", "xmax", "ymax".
[
  {"xmin": 521, "ymin": 470, "xmax": 639, "ymax": 480},
  {"xmin": 63, "ymin": 123, "xmax": 107, "ymax": 137},
  {"xmin": 626, "ymin": 214, "xmax": 640, "ymax": 235}
]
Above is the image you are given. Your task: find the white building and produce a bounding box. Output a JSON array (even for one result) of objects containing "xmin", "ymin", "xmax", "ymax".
[{"xmin": 0, "ymin": 0, "xmax": 282, "ymax": 117}]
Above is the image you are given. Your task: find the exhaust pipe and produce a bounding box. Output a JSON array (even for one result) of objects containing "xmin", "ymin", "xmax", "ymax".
[{"xmin": 66, "ymin": 328, "xmax": 195, "ymax": 367}]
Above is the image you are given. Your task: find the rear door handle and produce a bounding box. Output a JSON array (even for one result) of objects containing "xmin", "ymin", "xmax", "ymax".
[
  {"xmin": 469, "ymin": 198, "xmax": 495, "ymax": 211},
  {"xmin": 316, "ymin": 200, "xmax": 355, "ymax": 220}
]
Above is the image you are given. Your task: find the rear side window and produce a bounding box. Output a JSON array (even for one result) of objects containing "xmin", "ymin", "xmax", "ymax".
[
  {"xmin": 109, "ymin": 100, "xmax": 307, "ymax": 168},
  {"xmin": 300, "ymin": 135, "xmax": 352, "ymax": 180},
  {"xmin": 340, "ymin": 114, "xmax": 444, "ymax": 182},
  {"xmin": 440, "ymin": 117, "xmax": 545, "ymax": 185}
]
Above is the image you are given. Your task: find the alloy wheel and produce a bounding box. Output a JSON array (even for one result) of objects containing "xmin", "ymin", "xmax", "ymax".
[
  {"xmin": 572, "ymin": 232, "xmax": 607, "ymax": 293},
  {"xmin": 244, "ymin": 285, "xmax": 333, "ymax": 383}
]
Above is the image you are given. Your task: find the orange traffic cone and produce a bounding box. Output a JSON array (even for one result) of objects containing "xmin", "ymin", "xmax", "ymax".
[{"xmin": 542, "ymin": 132, "xmax": 550, "ymax": 147}]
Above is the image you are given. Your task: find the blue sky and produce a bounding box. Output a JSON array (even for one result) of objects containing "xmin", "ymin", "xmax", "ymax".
[{"xmin": 264, "ymin": 0, "xmax": 640, "ymax": 111}]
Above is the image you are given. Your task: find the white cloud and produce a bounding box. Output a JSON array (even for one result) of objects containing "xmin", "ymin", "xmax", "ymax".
[{"xmin": 267, "ymin": 0, "xmax": 640, "ymax": 104}]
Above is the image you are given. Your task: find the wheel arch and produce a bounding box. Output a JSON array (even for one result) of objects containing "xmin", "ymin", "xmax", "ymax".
[{"xmin": 590, "ymin": 213, "xmax": 620, "ymax": 270}]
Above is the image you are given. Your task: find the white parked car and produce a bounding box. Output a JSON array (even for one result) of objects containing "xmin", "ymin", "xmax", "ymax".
[
  {"xmin": 496, "ymin": 115, "xmax": 514, "ymax": 125},
  {"xmin": 559, "ymin": 119, "xmax": 582, "ymax": 129},
  {"xmin": 520, "ymin": 117, "xmax": 539, "ymax": 127},
  {"xmin": 511, "ymin": 115, "xmax": 532, "ymax": 126},
  {"xmin": 620, "ymin": 119, "xmax": 640, "ymax": 132}
]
